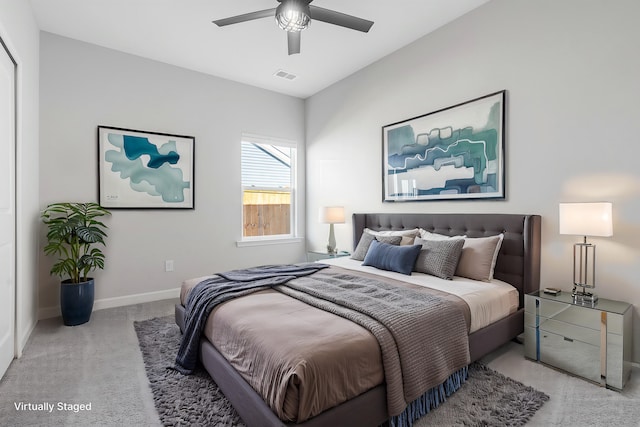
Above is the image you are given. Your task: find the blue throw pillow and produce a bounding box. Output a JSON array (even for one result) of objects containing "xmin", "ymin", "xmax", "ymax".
[{"xmin": 362, "ymin": 240, "xmax": 422, "ymax": 275}]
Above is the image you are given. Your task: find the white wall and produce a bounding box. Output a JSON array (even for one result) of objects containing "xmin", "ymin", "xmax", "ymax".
[
  {"xmin": 39, "ymin": 33, "xmax": 306, "ymax": 315},
  {"xmin": 0, "ymin": 0, "xmax": 40, "ymax": 356},
  {"xmin": 305, "ymin": 0, "xmax": 640, "ymax": 361}
]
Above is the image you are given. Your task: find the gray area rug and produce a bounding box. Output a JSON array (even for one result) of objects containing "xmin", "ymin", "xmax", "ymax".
[{"xmin": 134, "ymin": 316, "xmax": 549, "ymax": 427}]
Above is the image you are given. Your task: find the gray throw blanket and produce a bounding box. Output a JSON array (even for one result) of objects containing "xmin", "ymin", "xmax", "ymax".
[
  {"xmin": 276, "ymin": 269, "xmax": 470, "ymax": 418},
  {"xmin": 174, "ymin": 263, "xmax": 329, "ymax": 374}
]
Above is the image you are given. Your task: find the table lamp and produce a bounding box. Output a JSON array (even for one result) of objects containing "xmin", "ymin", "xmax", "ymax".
[
  {"xmin": 319, "ymin": 206, "xmax": 345, "ymax": 254},
  {"xmin": 559, "ymin": 202, "xmax": 613, "ymax": 303}
]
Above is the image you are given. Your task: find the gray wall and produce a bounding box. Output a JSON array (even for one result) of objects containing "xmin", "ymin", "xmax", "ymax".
[
  {"xmin": 0, "ymin": 0, "xmax": 40, "ymax": 355},
  {"xmin": 305, "ymin": 0, "xmax": 640, "ymax": 361},
  {"xmin": 39, "ymin": 33, "xmax": 306, "ymax": 314}
]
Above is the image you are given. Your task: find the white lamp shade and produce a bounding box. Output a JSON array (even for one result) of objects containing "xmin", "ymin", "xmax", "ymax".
[
  {"xmin": 319, "ymin": 206, "xmax": 345, "ymax": 224},
  {"xmin": 559, "ymin": 202, "xmax": 613, "ymax": 237}
]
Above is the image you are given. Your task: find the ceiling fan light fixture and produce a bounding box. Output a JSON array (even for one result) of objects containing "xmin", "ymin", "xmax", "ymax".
[{"xmin": 276, "ymin": 0, "xmax": 311, "ymax": 32}]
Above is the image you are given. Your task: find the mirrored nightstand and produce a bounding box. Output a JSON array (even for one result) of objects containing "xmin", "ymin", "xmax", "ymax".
[{"xmin": 524, "ymin": 290, "xmax": 632, "ymax": 390}]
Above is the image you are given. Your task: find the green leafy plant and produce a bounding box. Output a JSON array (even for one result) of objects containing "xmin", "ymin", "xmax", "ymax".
[{"xmin": 41, "ymin": 202, "xmax": 111, "ymax": 284}]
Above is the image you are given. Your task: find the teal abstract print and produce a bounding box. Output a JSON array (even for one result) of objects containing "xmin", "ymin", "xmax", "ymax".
[
  {"xmin": 98, "ymin": 126, "xmax": 194, "ymax": 208},
  {"xmin": 383, "ymin": 91, "xmax": 505, "ymax": 202}
]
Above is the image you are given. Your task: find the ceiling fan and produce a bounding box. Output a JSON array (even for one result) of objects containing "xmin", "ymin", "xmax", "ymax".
[{"xmin": 212, "ymin": 0, "xmax": 374, "ymax": 55}]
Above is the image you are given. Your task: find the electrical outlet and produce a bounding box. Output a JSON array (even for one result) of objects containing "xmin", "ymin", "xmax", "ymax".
[{"xmin": 165, "ymin": 260, "xmax": 174, "ymax": 272}]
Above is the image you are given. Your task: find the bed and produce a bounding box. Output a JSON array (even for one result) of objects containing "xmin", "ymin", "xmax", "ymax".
[{"xmin": 175, "ymin": 212, "xmax": 541, "ymax": 427}]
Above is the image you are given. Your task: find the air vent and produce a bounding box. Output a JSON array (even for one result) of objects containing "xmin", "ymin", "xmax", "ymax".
[{"xmin": 274, "ymin": 69, "xmax": 297, "ymax": 80}]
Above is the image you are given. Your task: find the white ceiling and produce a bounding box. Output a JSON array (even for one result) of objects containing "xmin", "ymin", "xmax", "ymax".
[{"xmin": 29, "ymin": 0, "xmax": 489, "ymax": 98}]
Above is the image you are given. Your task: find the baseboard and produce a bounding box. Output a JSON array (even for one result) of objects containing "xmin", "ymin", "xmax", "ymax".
[
  {"xmin": 38, "ymin": 287, "xmax": 181, "ymax": 320},
  {"xmin": 16, "ymin": 317, "xmax": 37, "ymax": 358},
  {"xmin": 38, "ymin": 305, "xmax": 60, "ymax": 320}
]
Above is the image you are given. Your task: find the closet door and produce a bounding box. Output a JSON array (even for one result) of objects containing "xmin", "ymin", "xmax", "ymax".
[{"xmin": 0, "ymin": 38, "xmax": 16, "ymax": 379}]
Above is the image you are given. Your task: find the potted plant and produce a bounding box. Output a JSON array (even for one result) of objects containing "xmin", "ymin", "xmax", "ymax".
[{"xmin": 41, "ymin": 202, "xmax": 111, "ymax": 326}]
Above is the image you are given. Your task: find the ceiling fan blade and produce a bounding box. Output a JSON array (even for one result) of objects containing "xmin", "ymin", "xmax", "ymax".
[
  {"xmin": 287, "ymin": 31, "xmax": 301, "ymax": 55},
  {"xmin": 213, "ymin": 8, "xmax": 276, "ymax": 27},
  {"xmin": 309, "ymin": 6, "xmax": 374, "ymax": 33}
]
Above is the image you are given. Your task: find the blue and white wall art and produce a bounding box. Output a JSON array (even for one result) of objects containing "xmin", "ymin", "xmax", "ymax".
[
  {"xmin": 382, "ymin": 91, "xmax": 505, "ymax": 202},
  {"xmin": 98, "ymin": 126, "xmax": 195, "ymax": 209}
]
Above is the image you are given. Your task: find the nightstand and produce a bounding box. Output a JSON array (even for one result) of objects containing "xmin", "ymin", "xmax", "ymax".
[
  {"xmin": 306, "ymin": 251, "xmax": 350, "ymax": 262},
  {"xmin": 524, "ymin": 290, "xmax": 632, "ymax": 390}
]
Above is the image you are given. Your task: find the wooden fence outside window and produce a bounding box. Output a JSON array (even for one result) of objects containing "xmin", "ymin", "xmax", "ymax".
[{"xmin": 242, "ymin": 189, "xmax": 291, "ymax": 237}]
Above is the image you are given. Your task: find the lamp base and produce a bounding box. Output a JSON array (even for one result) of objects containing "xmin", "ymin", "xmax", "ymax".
[
  {"xmin": 327, "ymin": 223, "xmax": 337, "ymax": 255},
  {"xmin": 572, "ymin": 285, "xmax": 598, "ymax": 305}
]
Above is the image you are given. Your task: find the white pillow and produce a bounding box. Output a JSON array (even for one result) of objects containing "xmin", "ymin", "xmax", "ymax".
[
  {"xmin": 455, "ymin": 234, "xmax": 504, "ymax": 282},
  {"xmin": 418, "ymin": 229, "xmax": 466, "ymax": 241},
  {"xmin": 364, "ymin": 228, "xmax": 420, "ymax": 245}
]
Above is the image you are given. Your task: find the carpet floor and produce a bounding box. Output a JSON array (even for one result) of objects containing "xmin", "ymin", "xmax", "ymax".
[
  {"xmin": 2, "ymin": 300, "xmax": 638, "ymax": 426},
  {"xmin": 135, "ymin": 315, "xmax": 549, "ymax": 427}
]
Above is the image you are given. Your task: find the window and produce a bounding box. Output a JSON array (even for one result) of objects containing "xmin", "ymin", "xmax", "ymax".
[{"xmin": 241, "ymin": 135, "xmax": 297, "ymax": 239}]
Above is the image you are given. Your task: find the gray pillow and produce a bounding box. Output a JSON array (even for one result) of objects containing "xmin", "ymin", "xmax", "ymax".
[
  {"xmin": 351, "ymin": 232, "xmax": 402, "ymax": 261},
  {"xmin": 414, "ymin": 237, "xmax": 465, "ymax": 280},
  {"xmin": 365, "ymin": 228, "xmax": 420, "ymax": 245}
]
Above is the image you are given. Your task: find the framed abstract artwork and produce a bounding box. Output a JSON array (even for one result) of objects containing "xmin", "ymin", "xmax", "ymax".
[
  {"xmin": 98, "ymin": 126, "xmax": 195, "ymax": 209},
  {"xmin": 382, "ymin": 90, "xmax": 505, "ymax": 202}
]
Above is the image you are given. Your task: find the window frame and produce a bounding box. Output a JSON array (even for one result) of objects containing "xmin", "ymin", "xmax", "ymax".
[{"xmin": 238, "ymin": 133, "xmax": 300, "ymax": 246}]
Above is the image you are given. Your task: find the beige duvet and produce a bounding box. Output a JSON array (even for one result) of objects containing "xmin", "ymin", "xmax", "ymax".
[{"xmin": 180, "ymin": 266, "xmax": 471, "ymax": 423}]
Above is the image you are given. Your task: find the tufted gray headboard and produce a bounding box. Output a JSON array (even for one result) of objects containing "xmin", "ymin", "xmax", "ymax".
[{"xmin": 352, "ymin": 213, "xmax": 541, "ymax": 309}]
